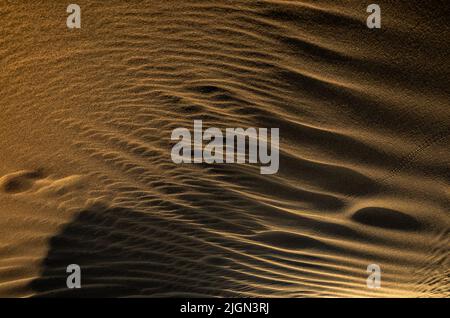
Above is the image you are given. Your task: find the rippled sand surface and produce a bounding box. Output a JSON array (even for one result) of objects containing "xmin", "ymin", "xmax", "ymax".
[{"xmin": 0, "ymin": 1, "xmax": 449, "ymax": 297}]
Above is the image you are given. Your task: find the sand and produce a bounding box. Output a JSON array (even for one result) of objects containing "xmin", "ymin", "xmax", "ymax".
[{"xmin": 0, "ymin": 0, "xmax": 448, "ymax": 297}]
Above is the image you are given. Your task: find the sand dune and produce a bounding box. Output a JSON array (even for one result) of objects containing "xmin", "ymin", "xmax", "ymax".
[{"xmin": 0, "ymin": 0, "xmax": 448, "ymax": 297}]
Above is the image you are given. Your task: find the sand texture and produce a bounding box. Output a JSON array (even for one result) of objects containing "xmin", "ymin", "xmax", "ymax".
[{"xmin": 0, "ymin": 0, "xmax": 449, "ymax": 297}]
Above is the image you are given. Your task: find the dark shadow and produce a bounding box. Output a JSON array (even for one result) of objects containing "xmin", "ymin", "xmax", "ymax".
[
  {"xmin": 352, "ymin": 207, "xmax": 421, "ymax": 231},
  {"xmin": 29, "ymin": 204, "xmax": 248, "ymax": 297}
]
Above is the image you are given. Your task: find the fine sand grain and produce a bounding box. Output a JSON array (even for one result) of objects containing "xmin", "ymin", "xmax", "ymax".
[{"xmin": 0, "ymin": 0, "xmax": 449, "ymax": 297}]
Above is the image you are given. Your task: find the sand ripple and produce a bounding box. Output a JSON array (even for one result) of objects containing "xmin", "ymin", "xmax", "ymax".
[{"xmin": 0, "ymin": 1, "xmax": 448, "ymax": 297}]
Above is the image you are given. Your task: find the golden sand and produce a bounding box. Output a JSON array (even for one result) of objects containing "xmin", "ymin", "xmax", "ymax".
[{"xmin": 0, "ymin": 1, "xmax": 448, "ymax": 297}]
